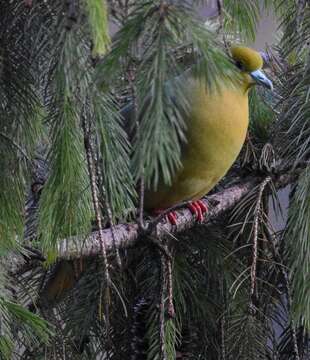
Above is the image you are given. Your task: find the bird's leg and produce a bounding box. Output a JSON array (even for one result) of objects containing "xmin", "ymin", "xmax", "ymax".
[
  {"xmin": 166, "ymin": 211, "xmax": 178, "ymax": 225},
  {"xmin": 187, "ymin": 200, "xmax": 208, "ymax": 222},
  {"xmin": 152, "ymin": 208, "xmax": 178, "ymax": 226},
  {"xmin": 152, "ymin": 199, "xmax": 207, "ymax": 226}
]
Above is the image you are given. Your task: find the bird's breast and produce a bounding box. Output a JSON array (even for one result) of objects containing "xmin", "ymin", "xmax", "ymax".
[{"xmin": 183, "ymin": 81, "xmax": 249, "ymax": 178}]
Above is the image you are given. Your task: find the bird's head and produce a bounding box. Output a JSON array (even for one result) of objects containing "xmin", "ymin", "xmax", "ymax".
[{"xmin": 231, "ymin": 46, "xmax": 273, "ymax": 92}]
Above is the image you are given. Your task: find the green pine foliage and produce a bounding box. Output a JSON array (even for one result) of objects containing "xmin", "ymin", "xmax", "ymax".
[
  {"xmin": 37, "ymin": 30, "xmax": 94, "ymax": 255},
  {"xmin": 0, "ymin": 0, "xmax": 309, "ymax": 358},
  {"xmin": 285, "ymin": 168, "xmax": 310, "ymax": 330},
  {"xmin": 85, "ymin": 0, "xmax": 110, "ymax": 57}
]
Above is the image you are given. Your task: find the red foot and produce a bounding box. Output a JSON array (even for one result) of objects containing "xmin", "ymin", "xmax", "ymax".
[
  {"xmin": 187, "ymin": 200, "xmax": 208, "ymax": 222},
  {"xmin": 153, "ymin": 209, "xmax": 178, "ymax": 225},
  {"xmin": 167, "ymin": 211, "xmax": 178, "ymax": 225}
]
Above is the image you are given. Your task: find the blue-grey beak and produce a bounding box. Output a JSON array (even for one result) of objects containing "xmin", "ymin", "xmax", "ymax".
[{"xmin": 250, "ymin": 69, "xmax": 273, "ymax": 91}]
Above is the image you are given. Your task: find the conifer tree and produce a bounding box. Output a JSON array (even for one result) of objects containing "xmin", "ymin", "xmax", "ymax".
[{"xmin": 0, "ymin": 0, "xmax": 309, "ymax": 358}]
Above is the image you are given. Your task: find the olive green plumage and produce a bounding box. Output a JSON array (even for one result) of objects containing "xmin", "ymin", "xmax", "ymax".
[{"xmin": 143, "ymin": 46, "xmax": 272, "ymax": 210}]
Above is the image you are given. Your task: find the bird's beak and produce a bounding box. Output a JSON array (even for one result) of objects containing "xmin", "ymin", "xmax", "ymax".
[{"xmin": 250, "ymin": 69, "xmax": 273, "ymax": 91}]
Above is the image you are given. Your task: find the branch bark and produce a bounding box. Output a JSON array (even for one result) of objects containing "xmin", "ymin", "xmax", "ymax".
[{"xmin": 56, "ymin": 170, "xmax": 298, "ymax": 261}]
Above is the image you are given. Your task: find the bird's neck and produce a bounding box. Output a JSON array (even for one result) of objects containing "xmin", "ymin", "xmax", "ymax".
[{"xmin": 241, "ymin": 73, "xmax": 255, "ymax": 94}]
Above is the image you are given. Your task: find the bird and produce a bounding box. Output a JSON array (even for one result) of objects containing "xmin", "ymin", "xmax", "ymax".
[
  {"xmin": 43, "ymin": 46, "xmax": 273, "ymax": 302},
  {"xmin": 139, "ymin": 45, "xmax": 273, "ymax": 224}
]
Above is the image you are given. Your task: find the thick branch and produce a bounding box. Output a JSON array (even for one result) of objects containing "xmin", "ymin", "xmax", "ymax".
[
  {"xmin": 57, "ymin": 180, "xmax": 255, "ymax": 259},
  {"xmin": 56, "ymin": 172, "xmax": 294, "ymax": 260}
]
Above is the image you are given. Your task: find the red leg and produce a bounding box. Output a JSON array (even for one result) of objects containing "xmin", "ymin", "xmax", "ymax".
[
  {"xmin": 167, "ymin": 211, "xmax": 178, "ymax": 225},
  {"xmin": 196, "ymin": 200, "xmax": 208, "ymax": 214},
  {"xmin": 153, "ymin": 209, "xmax": 178, "ymax": 225},
  {"xmin": 187, "ymin": 202, "xmax": 202, "ymax": 221},
  {"xmin": 187, "ymin": 200, "xmax": 208, "ymax": 222}
]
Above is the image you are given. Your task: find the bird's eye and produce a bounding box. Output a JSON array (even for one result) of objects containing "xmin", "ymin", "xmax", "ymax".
[{"xmin": 235, "ymin": 60, "xmax": 244, "ymax": 70}]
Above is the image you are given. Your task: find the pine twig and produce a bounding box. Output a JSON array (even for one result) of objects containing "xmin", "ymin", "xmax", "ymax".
[
  {"xmin": 147, "ymin": 236, "xmax": 172, "ymax": 260},
  {"xmin": 146, "ymin": 236, "xmax": 175, "ymax": 320},
  {"xmin": 126, "ymin": 62, "xmax": 146, "ymax": 230},
  {"xmin": 283, "ymin": 277, "xmax": 301, "ymax": 360},
  {"xmin": 0, "ymin": 132, "xmax": 32, "ymax": 164},
  {"xmin": 296, "ymin": 0, "xmax": 307, "ymax": 32},
  {"xmin": 130, "ymin": 297, "xmax": 148, "ymax": 359},
  {"xmin": 216, "ymin": 0, "xmax": 229, "ymax": 52},
  {"xmin": 93, "ymin": 135, "xmax": 122, "ymax": 268},
  {"xmin": 266, "ymin": 229, "xmax": 300, "ymax": 360},
  {"xmin": 221, "ymin": 315, "xmax": 226, "ymax": 360},
  {"xmin": 167, "ymin": 257, "xmax": 175, "ymax": 319},
  {"xmin": 159, "ymin": 251, "xmax": 167, "ymax": 360},
  {"xmin": 250, "ymin": 176, "xmax": 271, "ymax": 301},
  {"xmin": 138, "ymin": 177, "xmax": 146, "ymax": 229},
  {"xmin": 81, "ymin": 116, "xmax": 111, "ymax": 331},
  {"xmin": 220, "ymin": 277, "xmax": 226, "ymax": 360}
]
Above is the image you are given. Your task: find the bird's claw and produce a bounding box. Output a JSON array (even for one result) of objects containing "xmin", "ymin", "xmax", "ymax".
[
  {"xmin": 153, "ymin": 209, "xmax": 178, "ymax": 226},
  {"xmin": 153, "ymin": 200, "xmax": 207, "ymax": 225},
  {"xmin": 187, "ymin": 200, "xmax": 208, "ymax": 222},
  {"xmin": 167, "ymin": 211, "xmax": 178, "ymax": 225}
]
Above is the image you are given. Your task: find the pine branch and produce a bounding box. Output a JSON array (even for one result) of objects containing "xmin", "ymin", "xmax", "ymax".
[
  {"xmin": 53, "ymin": 166, "xmax": 304, "ymax": 261},
  {"xmin": 81, "ymin": 112, "xmax": 111, "ymax": 331},
  {"xmin": 55, "ymin": 178, "xmax": 254, "ymax": 259},
  {"xmin": 285, "ymin": 165, "xmax": 310, "ymax": 331},
  {"xmin": 250, "ymin": 176, "xmax": 271, "ymax": 300},
  {"xmin": 0, "ymin": 132, "xmax": 32, "ymax": 164},
  {"xmin": 159, "ymin": 251, "xmax": 167, "ymax": 360}
]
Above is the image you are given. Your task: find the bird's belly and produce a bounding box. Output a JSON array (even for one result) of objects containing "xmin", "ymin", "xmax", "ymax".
[{"xmin": 144, "ymin": 85, "xmax": 249, "ymax": 210}]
